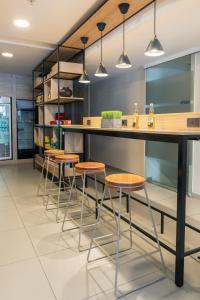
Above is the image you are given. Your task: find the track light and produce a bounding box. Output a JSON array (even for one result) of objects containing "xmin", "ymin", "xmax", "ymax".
[
  {"xmin": 145, "ymin": 0, "xmax": 164, "ymax": 57},
  {"xmin": 116, "ymin": 3, "xmax": 132, "ymax": 68},
  {"xmin": 95, "ymin": 22, "xmax": 108, "ymax": 77}
]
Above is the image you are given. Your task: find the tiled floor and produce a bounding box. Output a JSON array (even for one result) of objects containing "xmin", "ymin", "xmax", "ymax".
[{"xmin": 0, "ymin": 163, "xmax": 199, "ymax": 300}]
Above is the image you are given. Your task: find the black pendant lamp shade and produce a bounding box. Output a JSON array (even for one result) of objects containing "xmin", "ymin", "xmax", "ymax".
[
  {"xmin": 79, "ymin": 36, "xmax": 90, "ymax": 84},
  {"xmin": 95, "ymin": 22, "xmax": 108, "ymax": 77},
  {"xmin": 145, "ymin": 0, "xmax": 164, "ymax": 57},
  {"xmin": 116, "ymin": 3, "xmax": 132, "ymax": 69}
]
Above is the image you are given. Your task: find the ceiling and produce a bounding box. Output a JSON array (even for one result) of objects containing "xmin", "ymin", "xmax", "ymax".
[
  {"xmin": 86, "ymin": 0, "xmax": 200, "ymax": 81},
  {"xmin": 0, "ymin": 0, "xmax": 104, "ymax": 75},
  {"xmin": 1, "ymin": 0, "xmax": 200, "ymax": 78}
]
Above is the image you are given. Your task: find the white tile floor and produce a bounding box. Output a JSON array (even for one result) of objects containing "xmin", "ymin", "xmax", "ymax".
[{"xmin": 0, "ymin": 163, "xmax": 199, "ymax": 300}]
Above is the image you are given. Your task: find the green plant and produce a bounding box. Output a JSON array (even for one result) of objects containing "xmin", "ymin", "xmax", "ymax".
[{"xmin": 101, "ymin": 111, "xmax": 122, "ymax": 119}]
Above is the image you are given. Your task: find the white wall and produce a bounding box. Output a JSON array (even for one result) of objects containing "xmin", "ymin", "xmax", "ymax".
[
  {"xmin": 89, "ymin": 67, "xmax": 145, "ymax": 175},
  {"xmin": 0, "ymin": 73, "xmax": 32, "ymax": 162}
]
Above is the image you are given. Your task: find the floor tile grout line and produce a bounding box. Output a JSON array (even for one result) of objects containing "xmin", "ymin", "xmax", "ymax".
[
  {"xmin": 81, "ymin": 268, "xmax": 165, "ymax": 300},
  {"xmin": 25, "ymin": 227, "xmax": 58, "ymax": 300},
  {"xmin": 0, "ymin": 255, "xmax": 38, "ymax": 269},
  {"xmin": 1, "ymin": 164, "xmax": 200, "ymax": 300},
  {"xmin": 2, "ymin": 170, "xmax": 58, "ymax": 300}
]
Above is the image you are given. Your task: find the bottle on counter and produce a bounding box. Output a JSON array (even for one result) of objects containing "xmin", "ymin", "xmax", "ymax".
[
  {"xmin": 132, "ymin": 102, "xmax": 139, "ymax": 129},
  {"xmin": 147, "ymin": 103, "xmax": 155, "ymax": 129}
]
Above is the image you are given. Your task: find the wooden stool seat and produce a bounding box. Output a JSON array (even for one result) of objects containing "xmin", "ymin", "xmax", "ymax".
[
  {"xmin": 44, "ymin": 149, "xmax": 64, "ymax": 157},
  {"xmin": 106, "ymin": 173, "xmax": 145, "ymax": 191},
  {"xmin": 75, "ymin": 162, "xmax": 105, "ymax": 174},
  {"xmin": 55, "ymin": 154, "xmax": 79, "ymax": 163}
]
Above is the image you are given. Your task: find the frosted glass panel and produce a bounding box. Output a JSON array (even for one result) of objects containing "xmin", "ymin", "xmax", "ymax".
[{"xmin": 145, "ymin": 55, "xmax": 193, "ymax": 189}]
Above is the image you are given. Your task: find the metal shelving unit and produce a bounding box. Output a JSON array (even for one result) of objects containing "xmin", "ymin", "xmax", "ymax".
[{"xmin": 33, "ymin": 45, "xmax": 86, "ymax": 167}]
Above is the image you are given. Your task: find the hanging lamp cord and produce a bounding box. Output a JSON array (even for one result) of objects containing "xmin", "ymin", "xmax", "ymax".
[
  {"xmin": 123, "ymin": 14, "xmax": 125, "ymax": 54},
  {"xmin": 154, "ymin": 0, "xmax": 157, "ymax": 37},
  {"xmin": 83, "ymin": 44, "xmax": 86, "ymax": 72},
  {"xmin": 100, "ymin": 31, "xmax": 103, "ymax": 63}
]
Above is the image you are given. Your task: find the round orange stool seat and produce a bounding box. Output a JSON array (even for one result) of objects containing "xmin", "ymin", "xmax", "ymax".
[
  {"xmin": 75, "ymin": 162, "xmax": 105, "ymax": 174},
  {"xmin": 105, "ymin": 173, "xmax": 145, "ymax": 191},
  {"xmin": 55, "ymin": 154, "xmax": 79, "ymax": 163},
  {"xmin": 44, "ymin": 149, "xmax": 64, "ymax": 157}
]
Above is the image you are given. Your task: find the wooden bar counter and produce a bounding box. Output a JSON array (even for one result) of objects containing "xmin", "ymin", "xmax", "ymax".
[{"xmin": 61, "ymin": 112, "xmax": 200, "ymax": 288}]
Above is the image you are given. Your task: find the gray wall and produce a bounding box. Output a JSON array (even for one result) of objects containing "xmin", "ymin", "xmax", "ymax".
[{"xmin": 89, "ymin": 67, "xmax": 145, "ymax": 175}]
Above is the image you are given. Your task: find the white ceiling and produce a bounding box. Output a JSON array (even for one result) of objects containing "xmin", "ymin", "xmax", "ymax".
[
  {"xmin": 1, "ymin": 0, "xmax": 200, "ymax": 77},
  {"xmin": 86, "ymin": 0, "xmax": 200, "ymax": 81},
  {"xmin": 0, "ymin": 0, "xmax": 103, "ymax": 75}
]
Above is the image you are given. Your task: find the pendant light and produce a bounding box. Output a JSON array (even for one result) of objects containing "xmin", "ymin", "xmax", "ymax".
[
  {"xmin": 79, "ymin": 37, "xmax": 90, "ymax": 84},
  {"xmin": 145, "ymin": 0, "xmax": 165, "ymax": 57},
  {"xmin": 116, "ymin": 3, "xmax": 132, "ymax": 69},
  {"xmin": 95, "ymin": 22, "xmax": 108, "ymax": 77}
]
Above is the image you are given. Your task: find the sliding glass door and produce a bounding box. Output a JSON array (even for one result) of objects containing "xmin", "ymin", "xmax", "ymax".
[{"xmin": 0, "ymin": 97, "xmax": 12, "ymax": 160}]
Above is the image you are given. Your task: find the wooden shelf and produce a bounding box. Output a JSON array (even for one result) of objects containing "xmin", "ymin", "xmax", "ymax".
[
  {"xmin": 35, "ymin": 124, "xmax": 43, "ymax": 128},
  {"xmin": 34, "ymin": 82, "xmax": 43, "ymax": 90},
  {"xmin": 44, "ymin": 96, "xmax": 84, "ymax": 104},
  {"xmin": 45, "ymin": 72, "xmax": 81, "ymax": 82},
  {"xmin": 44, "ymin": 125, "xmax": 60, "ymax": 128}
]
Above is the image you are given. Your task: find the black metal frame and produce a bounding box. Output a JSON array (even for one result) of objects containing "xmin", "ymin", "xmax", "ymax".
[
  {"xmin": 61, "ymin": 126, "xmax": 200, "ymax": 288},
  {"xmin": 33, "ymin": 44, "xmax": 85, "ymax": 164}
]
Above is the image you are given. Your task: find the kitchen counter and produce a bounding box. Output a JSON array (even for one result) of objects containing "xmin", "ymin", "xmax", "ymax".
[
  {"xmin": 61, "ymin": 124, "xmax": 200, "ymax": 141},
  {"xmin": 61, "ymin": 124, "xmax": 200, "ymax": 288}
]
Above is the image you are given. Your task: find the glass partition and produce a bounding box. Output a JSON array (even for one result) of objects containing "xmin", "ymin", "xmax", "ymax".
[
  {"xmin": 145, "ymin": 55, "xmax": 193, "ymax": 190},
  {"xmin": 0, "ymin": 97, "xmax": 12, "ymax": 160}
]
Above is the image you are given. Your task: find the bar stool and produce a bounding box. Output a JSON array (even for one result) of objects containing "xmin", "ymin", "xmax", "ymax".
[
  {"xmin": 62, "ymin": 161, "xmax": 106, "ymax": 251},
  {"xmin": 46, "ymin": 154, "xmax": 80, "ymax": 222},
  {"xmin": 87, "ymin": 173, "xmax": 165, "ymax": 298},
  {"xmin": 37, "ymin": 149, "xmax": 64, "ymax": 197}
]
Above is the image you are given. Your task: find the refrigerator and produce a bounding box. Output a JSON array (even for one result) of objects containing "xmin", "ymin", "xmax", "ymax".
[
  {"xmin": 17, "ymin": 99, "xmax": 34, "ymax": 159},
  {"xmin": 0, "ymin": 97, "xmax": 12, "ymax": 160}
]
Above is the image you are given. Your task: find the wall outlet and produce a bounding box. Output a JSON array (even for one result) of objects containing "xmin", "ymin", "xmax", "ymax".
[
  {"xmin": 187, "ymin": 118, "xmax": 200, "ymax": 127},
  {"xmin": 87, "ymin": 120, "xmax": 91, "ymax": 126},
  {"xmin": 122, "ymin": 119, "xmax": 127, "ymax": 126}
]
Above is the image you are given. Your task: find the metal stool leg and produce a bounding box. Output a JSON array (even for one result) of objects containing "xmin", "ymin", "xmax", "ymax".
[
  {"xmin": 50, "ymin": 162, "xmax": 57, "ymax": 188},
  {"xmin": 56, "ymin": 161, "xmax": 63, "ymax": 222},
  {"xmin": 37, "ymin": 156, "xmax": 47, "ymax": 196},
  {"xmin": 44, "ymin": 156, "xmax": 50, "ymax": 194},
  {"xmin": 114, "ymin": 187, "xmax": 122, "ymax": 298},
  {"xmin": 128, "ymin": 193, "xmax": 133, "ymax": 248},
  {"xmin": 61, "ymin": 165, "xmax": 77, "ymax": 231},
  {"xmin": 87, "ymin": 186, "xmax": 107, "ymax": 262},
  {"xmin": 94, "ymin": 174, "xmax": 98, "ymax": 218},
  {"xmin": 144, "ymin": 185, "xmax": 165, "ymax": 272},
  {"xmin": 78, "ymin": 172, "xmax": 86, "ymax": 251}
]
